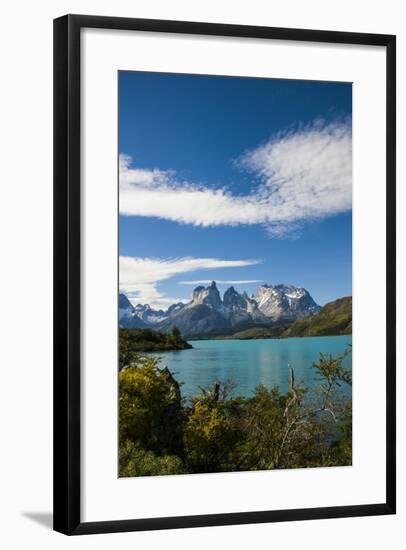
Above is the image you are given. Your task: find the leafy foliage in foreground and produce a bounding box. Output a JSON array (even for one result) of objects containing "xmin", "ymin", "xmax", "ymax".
[{"xmin": 119, "ymin": 348, "xmax": 352, "ymax": 477}]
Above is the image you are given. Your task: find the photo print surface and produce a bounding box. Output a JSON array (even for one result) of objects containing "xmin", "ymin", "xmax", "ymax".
[{"xmin": 118, "ymin": 71, "xmax": 352, "ymax": 477}]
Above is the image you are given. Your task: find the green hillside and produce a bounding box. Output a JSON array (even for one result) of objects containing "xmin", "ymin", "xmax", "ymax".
[
  {"xmin": 223, "ymin": 325, "xmax": 288, "ymax": 340},
  {"xmin": 282, "ymin": 297, "xmax": 352, "ymax": 337},
  {"xmin": 227, "ymin": 297, "xmax": 352, "ymax": 340},
  {"xmin": 119, "ymin": 327, "xmax": 192, "ymax": 367}
]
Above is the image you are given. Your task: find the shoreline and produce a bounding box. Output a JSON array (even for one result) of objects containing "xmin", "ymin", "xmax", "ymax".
[{"xmin": 187, "ymin": 332, "xmax": 352, "ymax": 343}]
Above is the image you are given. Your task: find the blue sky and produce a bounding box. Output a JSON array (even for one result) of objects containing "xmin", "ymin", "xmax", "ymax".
[{"xmin": 119, "ymin": 71, "xmax": 352, "ymax": 309}]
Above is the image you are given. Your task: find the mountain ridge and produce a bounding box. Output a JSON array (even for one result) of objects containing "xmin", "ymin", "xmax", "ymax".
[
  {"xmin": 119, "ymin": 281, "xmax": 322, "ymax": 336},
  {"xmin": 224, "ymin": 296, "xmax": 352, "ymax": 340}
]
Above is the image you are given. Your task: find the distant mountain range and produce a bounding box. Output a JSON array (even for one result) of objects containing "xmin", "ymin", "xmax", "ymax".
[{"xmin": 119, "ymin": 281, "xmax": 321, "ymax": 336}]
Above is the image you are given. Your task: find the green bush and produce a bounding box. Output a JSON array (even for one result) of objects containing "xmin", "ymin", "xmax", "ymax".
[
  {"xmin": 119, "ymin": 356, "xmax": 183, "ymax": 455},
  {"xmin": 119, "ymin": 327, "xmax": 192, "ymax": 363},
  {"xmin": 118, "ymin": 349, "xmax": 352, "ymax": 477},
  {"xmin": 119, "ymin": 440, "xmax": 185, "ymax": 477}
]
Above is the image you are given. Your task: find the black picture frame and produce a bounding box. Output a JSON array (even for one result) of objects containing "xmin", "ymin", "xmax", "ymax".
[{"xmin": 53, "ymin": 14, "xmax": 396, "ymax": 536}]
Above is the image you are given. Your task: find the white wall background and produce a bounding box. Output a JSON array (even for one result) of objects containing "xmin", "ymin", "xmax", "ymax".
[{"xmin": 0, "ymin": 0, "xmax": 403, "ymax": 547}]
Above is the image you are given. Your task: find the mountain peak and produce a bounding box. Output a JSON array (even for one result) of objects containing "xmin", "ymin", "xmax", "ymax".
[
  {"xmin": 119, "ymin": 282, "xmax": 321, "ymax": 335},
  {"xmin": 193, "ymin": 285, "xmax": 205, "ymax": 292},
  {"xmin": 255, "ymin": 284, "xmax": 320, "ymax": 320},
  {"xmin": 224, "ymin": 285, "xmax": 238, "ymax": 296},
  {"xmin": 223, "ymin": 285, "xmax": 245, "ymax": 308},
  {"xmin": 119, "ymin": 293, "xmax": 134, "ymax": 311},
  {"xmin": 191, "ymin": 280, "xmax": 222, "ymax": 309}
]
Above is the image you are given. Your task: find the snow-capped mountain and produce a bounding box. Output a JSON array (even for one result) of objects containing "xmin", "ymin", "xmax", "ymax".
[
  {"xmin": 223, "ymin": 286, "xmax": 266, "ymax": 325},
  {"xmin": 119, "ymin": 282, "xmax": 320, "ymax": 335},
  {"xmin": 119, "ymin": 294, "xmax": 149, "ymax": 328},
  {"xmin": 189, "ymin": 281, "xmax": 223, "ymax": 309},
  {"xmin": 119, "ymin": 293, "xmax": 135, "ymax": 320},
  {"xmin": 134, "ymin": 304, "xmax": 168, "ymax": 325},
  {"xmin": 119, "ymin": 294, "xmax": 185, "ymax": 329},
  {"xmin": 255, "ymin": 284, "xmax": 320, "ymax": 321}
]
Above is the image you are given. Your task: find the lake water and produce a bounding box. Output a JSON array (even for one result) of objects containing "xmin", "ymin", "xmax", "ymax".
[{"xmin": 154, "ymin": 335, "xmax": 352, "ymax": 399}]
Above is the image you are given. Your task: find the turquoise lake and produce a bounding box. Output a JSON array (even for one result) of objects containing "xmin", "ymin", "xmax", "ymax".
[{"xmin": 154, "ymin": 335, "xmax": 352, "ymax": 399}]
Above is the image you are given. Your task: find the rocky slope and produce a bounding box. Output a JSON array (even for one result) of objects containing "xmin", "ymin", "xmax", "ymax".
[
  {"xmin": 255, "ymin": 284, "xmax": 320, "ymax": 321},
  {"xmin": 119, "ymin": 294, "xmax": 186, "ymax": 329},
  {"xmin": 119, "ymin": 294, "xmax": 148, "ymax": 328}
]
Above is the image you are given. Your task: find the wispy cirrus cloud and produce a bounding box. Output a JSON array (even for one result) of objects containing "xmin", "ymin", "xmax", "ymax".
[
  {"xmin": 119, "ymin": 119, "xmax": 352, "ymax": 237},
  {"xmin": 179, "ymin": 279, "xmax": 263, "ymax": 285},
  {"xmin": 120, "ymin": 256, "xmax": 261, "ymax": 309}
]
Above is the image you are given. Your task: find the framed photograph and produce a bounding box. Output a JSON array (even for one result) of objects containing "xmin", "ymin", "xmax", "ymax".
[{"xmin": 53, "ymin": 14, "xmax": 396, "ymax": 535}]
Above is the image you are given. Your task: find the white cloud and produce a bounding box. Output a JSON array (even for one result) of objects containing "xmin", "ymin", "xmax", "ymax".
[
  {"xmin": 119, "ymin": 154, "xmax": 174, "ymax": 188},
  {"xmin": 179, "ymin": 279, "xmax": 263, "ymax": 285},
  {"xmin": 119, "ymin": 119, "xmax": 351, "ymax": 236},
  {"xmin": 120, "ymin": 256, "xmax": 260, "ymax": 309}
]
